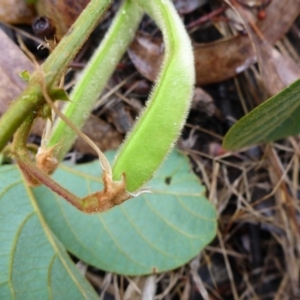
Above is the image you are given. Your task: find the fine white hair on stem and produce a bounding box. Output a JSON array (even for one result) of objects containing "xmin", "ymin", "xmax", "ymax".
[{"xmin": 40, "ymin": 76, "xmax": 112, "ymax": 176}]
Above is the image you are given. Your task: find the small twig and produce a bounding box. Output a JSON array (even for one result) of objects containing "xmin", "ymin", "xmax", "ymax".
[
  {"xmin": 0, "ymin": 0, "xmax": 112, "ymax": 151},
  {"xmin": 217, "ymin": 230, "xmax": 239, "ymax": 300},
  {"xmin": 40, "ymin": 76, "xmax": 112, "ymax": 175},
  {"xmin": 186, "ymin": 6, "xmax": 227, "ymax": 30}
]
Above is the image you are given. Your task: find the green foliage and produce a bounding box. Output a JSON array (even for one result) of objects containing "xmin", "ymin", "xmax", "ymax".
[
  {"xmin": 47, "ymin": 0, "xmax": 195, "ymax": 193},
  {"xmin": 0, "ymin": 0, "xmax": 217, "ymax": 295},
  {"xmin": 223, "ymin": 79, "xmax": 300, "ymax": 150},
  {"xmin": 0, "ymin": 0, "xmax": 113, "ymax": 151},
  {"xmin": 0, "ymin": 151, "xmax": 216, "ymax": 291},
  {"xmin": 0, "ymin": 165, "xmax": 98, "ymax": 299},
  {"xmin": 34, "ymin": 150, "xmax": 216, "ymax": 275},
  {"xmin": 47, "ymin": 0, "xmax": 143, "ymax": 162}
]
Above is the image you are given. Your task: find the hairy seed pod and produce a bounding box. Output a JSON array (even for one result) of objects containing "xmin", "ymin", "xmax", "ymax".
[{"xmin": 112, "ymin": 0, "xmax": 195, "ymax": 192}]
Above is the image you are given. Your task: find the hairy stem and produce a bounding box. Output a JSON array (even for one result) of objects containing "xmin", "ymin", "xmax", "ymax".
[
  {"xmin": 0, "ymin": 0, "xmax": 112, "ymax": 151},
  {"xmin": 47, "ymin": 0, "xmax": 143, "ymax": 161},
  {"xmin": 12, "ymin": 110, "xmax": 130, "ymax": 214},
  {"xmin": 38, "ymin": 77, "xmax": 111, "ymax": 174}
]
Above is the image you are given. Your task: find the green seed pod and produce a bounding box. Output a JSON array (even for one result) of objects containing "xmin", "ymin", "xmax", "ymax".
[
  {"xmin": 112, "ymin": 0, "xmax": 195, "ymax": 192},
  {"xmin": 47, "ymin": 0, "xmax": 143, "ymax": 162},
  {"xmin": 9, "ymin": 0, "xmax": 195, "ymax": 214}
]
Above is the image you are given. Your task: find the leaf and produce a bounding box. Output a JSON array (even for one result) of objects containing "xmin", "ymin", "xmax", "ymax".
[
  {"xmin": 128, "ymin": 31, "xmax": 163, "ymax": 82},
  {"xmin": 229, "ymin": 1, "xmax": 300, "ymax": 97},
  {"xmin": 223, "ymin": 79, "xmax": 300, "ymax": 150},
  {"xmin": 128, "ymin": 0, "xmax": 300, "ymax": 85},
  {"xmin": 0, "ymin": 0, "xmax": 36, "ymax": 24},
  {"xmin": 19, "ymin": 70, "xmax": 30, "ymax": 82},
  {"xmin": 0, "ymin": 29, "xmax": 34, "ymax": 116},
  {"xmin": 50, "ymin": 88, "xmax": 70, "ymax": 101},
  {"xmin": 34, "ymin": 150, "xmax": 217, "ymax": 275},
  {"xmin": 35, "ymin": 0, "xmax": 90, "ymax": 40},
  {"xmin": 0, "ymin": 165, "xmax": 98, "ymax": 299}
]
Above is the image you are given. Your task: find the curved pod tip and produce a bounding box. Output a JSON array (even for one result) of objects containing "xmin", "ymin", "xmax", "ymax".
[{"xmin": 112, "ymin": 0, "xmax": 195, "ymax": 192}]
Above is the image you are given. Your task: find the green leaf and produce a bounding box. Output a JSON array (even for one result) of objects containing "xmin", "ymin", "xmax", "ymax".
[
  {"xmin": 19, "ymin": 70, "xmax": 30, "ymax": 83},
  {"xmin": 34, "ymin": 150, "xmax": 217, "ymax": 275},
  {"xmin": 223, "ymin": 79, "xmax": 300, "ymax": 150},
  {"xmin": 49, "ymin": 88, "xmax": 70, "ymax": 101},
  {"xmin": 0, "ymin": 166, "xmax": 98, "ymax": 299}
]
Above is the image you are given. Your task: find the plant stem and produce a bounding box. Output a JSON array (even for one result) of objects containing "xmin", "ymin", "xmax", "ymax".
[
  {"xmin": 11, "ymin": 111, "xmax": 82, "ymax": 207},
  {"xmin": 17, "ymin": 151, "xmax": 84, "ymax": 210},
  {"xmin": 12, "ymin": 112, "xmax": 44, "ymax": 187},
  {"xmin": 0, "ymin": 0, "xmax": 112, "ymax": 151},
  {"xmin": 12, "ymin": 112, "xmax": 131, "ymax": 213},
  {"xmin": 47, "ymin": 0, "xmax": 143, "ymax": 162}
]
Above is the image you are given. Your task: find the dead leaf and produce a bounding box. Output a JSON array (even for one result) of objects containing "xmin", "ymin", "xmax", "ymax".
[
  {"xmin": 0, "ymin": 29, "xmax": 34, "ymax": 115},
  {"xmin": 35, "ymin": 0, "xmax": 90, "ymax": 40},
  {"xmin": 128, "ymin": 0, "xmax": 300, "ymax": 85},
  {"xmin": 173, "ymin": 0, "xmax": 206, "ymax": 14},
  {"xmin": 229, "ymin": 0, "xmax": 300, "ymax": 95},
  {"xmin": 0, "ymin": 0, "xmax": 36, "ymax": 24},
  {"xmin": 74, "ymin": 115, "xmax": 123, "ymax": 155},
  {"xmin": 105, "ymin": 100, "xmax": 134, "ymax": 134},
  {"xmin": 31, "ymin": 114, "xmax": 123, "ymax": 156},
  {"xmin": 267, "ymin": 49, "xmax": 300, "ymax": 89},
  {"xmin": 128, "ymin": 32, "xmax": 163, "ymax": 82},
  {"xmin": 192, "ymin": 88, "xmax": 216, "ymax": 116},
  {"xmin": 252, "ymin": 42, "xmax": 300, "ymax": 96},
  {"xmin": 195, "ymin": 0, "xmax": 300, "ymax": 85}
]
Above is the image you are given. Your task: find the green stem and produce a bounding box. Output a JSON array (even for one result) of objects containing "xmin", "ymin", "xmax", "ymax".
[
  {"xmin": 11, "ymin": 111, "xmax": 81, "ymax": 205},
  {"xmin": 8, "ymin": 0, "xmax": 195, "ymax": 213},
  {"xmin": 112, "ymin": 0, "xmax": 195, "ymax": 192},
  {"xmin": 12, "ymin": 112, "xmax": 130, "ymax": 214},
  {"xmin": 47, "ymin": 0, "xmax": 143, "ymax": 161},
  {"xmin": 10, "ymin": 112, "xmax": 126, "ymax": 213},
  {"xmin": 17, "ymin": 153, "xmax": 84, "ymax": 210},
  {"xmin": 11, "ymin": 112, "xmax": 43, "ymax": 187},
  {"xmin": 0, "ymin": 0, "xmax": 112, "ymax": 151},
  {"xmin": 12, "ymin": 113, "xmax": 36, "ymax": 154},
  {"xmin": 16, "ymin": 152, "xmax": 131, "ymax": 213}
]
